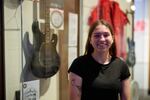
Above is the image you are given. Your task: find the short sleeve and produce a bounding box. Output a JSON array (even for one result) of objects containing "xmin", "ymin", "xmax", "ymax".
[
  {"xmin": 120, "ymin": 61, "xmax": 131, "ymax": 81},
  {"xmin": 68, "ymin": 57, "xmax": 84, "ymax": 78}
]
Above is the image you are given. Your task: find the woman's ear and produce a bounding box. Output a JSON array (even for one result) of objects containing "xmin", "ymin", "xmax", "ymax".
[
  {"xmin": 112, "ymin": 35, "xmax": 115, "ymax": 43},
  {"xmin": 113, "ymin": 37, "xmax": 115, "ymax": 42}
]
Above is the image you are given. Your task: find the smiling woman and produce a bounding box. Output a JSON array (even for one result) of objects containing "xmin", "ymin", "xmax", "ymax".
[{"xmin": 68, "ymin": 19, "xmax": 131, "ymax": 100}]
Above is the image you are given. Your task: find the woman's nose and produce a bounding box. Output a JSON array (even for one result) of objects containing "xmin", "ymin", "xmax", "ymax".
[{"xmin": 99, "ymin": 35, "xmax": 105, "ymax": 41}]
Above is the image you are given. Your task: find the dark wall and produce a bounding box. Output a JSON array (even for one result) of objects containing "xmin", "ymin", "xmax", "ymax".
[{"xmin": 0, "ymin": 0, "xmax": 5, "ymax": 99}]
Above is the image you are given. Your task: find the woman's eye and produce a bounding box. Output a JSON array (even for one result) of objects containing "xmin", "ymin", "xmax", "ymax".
[
  {"xmin": 93, "ymin": 34, "xmax": 100, "ymax": 38},
  {"xmin": 103, "ymin": 32, "xmax": 110, "ymax": 37},
  {"xmin": 103, "ymin": 34, "xmax": 109, "ymax": 37}
]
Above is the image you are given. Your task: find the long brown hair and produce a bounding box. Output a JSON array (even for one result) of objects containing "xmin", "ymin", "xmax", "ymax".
[{"xmin": 84, "ymin": 19, "xmax": 116, "ymax": 57}]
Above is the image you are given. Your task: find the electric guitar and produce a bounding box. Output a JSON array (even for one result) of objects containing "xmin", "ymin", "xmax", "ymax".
[
  {"xmin": 126, "ymin": 37, "xmax": 136, "ymax": 67},
  {"xmin": 31, "ymin": 0, "xmax": 60, "ymax": 78}
]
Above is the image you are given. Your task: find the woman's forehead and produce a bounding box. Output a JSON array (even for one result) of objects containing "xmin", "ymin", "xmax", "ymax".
[{"xmin": 94, "ymin": 24, "xmax": 110, "ymax": 32}]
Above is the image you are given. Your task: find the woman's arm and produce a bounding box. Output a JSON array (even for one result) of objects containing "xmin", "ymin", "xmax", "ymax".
[
  {"xmin": 69, "ymin": 72, "xmax": 82, "ymax": 100},
  {"xmin": 120, "ymin": 78, "xmax": 131, "ymax": 100}
]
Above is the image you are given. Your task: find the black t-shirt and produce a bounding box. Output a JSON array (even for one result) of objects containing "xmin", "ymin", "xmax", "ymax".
[{"xmin": 68, "ymin": 54, "xmax": 130, "ymax": 100}]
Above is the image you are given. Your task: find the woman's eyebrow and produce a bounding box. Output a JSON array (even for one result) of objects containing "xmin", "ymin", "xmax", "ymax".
[
  {"xmin": 93, "ymin": 32, "xmax": 107, "ymax": 34},
  {"xmin": 93, "ymin": 32, "xmax": 102, "ymax": 34}
]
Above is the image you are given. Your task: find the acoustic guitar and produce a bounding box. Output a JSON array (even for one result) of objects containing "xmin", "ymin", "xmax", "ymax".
[{"xmin": 31, "ymin": 0, "xmax": 60, "ymax": 78}]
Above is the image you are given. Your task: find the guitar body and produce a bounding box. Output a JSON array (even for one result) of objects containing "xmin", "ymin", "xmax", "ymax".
[{"xmin": 31, "ymin": 20, "xmax": 60, "ymax": 78}]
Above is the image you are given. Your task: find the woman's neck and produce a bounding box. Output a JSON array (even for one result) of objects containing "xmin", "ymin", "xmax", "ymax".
[{"xmin": 92, "ymin": 52, "xmax": 111, "ymax": 64}]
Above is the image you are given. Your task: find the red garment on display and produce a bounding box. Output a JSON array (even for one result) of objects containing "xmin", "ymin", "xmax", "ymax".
[
  {"xmin": 99, "ymin": 0, "xmax": 113, "ymax": 26},
  {"xmin": 88, "ymin": 0, "xmax": 129, "ymax": 60},
  {"xmin": 111, "ymin": 1, "xmax": 129, "ymax": 59},
  {"xmin": 88, "ymin": 6, "xmax": 99, "ymax": 26}
]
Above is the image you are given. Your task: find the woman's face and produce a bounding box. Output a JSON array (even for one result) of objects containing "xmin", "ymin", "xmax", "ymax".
[{"xmin": 90, "ymin": 24, "xmax": 114, "ymax": 53}]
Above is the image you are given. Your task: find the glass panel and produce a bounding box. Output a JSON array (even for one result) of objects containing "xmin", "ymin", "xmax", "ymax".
[
  {"xmin": 4, "ymin": 0, "xmax": 64, "ymax": 100},
  {"xmin": 4, "ymin": 0, "xmax": 22, "ymax": 99}
]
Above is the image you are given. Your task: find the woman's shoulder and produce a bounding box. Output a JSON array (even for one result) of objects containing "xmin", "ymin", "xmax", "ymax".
[
  {"xmin": 112, "ymin": 56, "xmax": 127, "ymax": 65},
  {"xmin": 73, "ymin": 54, "xmax": 91, "ymax": 63}
]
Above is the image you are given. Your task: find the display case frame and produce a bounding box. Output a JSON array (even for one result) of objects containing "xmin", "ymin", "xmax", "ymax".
[{"xmin": 0, "ymin": 0, "xmax": 5, "ymax": 99}]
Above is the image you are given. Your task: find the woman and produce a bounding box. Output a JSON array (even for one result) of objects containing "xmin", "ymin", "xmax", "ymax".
[{"xmin": 68, "ymin": 19, "xmax": 131, "ymax": 100}]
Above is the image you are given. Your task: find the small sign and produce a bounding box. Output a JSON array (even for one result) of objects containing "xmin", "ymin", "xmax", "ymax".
[{"xmin": 23, "ymin": 80, "xmax": 39, "ymax": 100}]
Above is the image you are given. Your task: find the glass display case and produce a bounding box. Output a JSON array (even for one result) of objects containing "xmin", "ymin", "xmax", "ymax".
[{"xmin": 3, "ymin": 0, "xmax": 80, "ymax": 100}]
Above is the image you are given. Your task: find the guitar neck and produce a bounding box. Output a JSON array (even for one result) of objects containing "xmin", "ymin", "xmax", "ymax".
[
  {"xmin": 44, "ymin": 0, "xmax": 51, "ymax": 43},
  {"xmin": 33, "ymin": 0, "xmax": 38, "ymax": 20}
]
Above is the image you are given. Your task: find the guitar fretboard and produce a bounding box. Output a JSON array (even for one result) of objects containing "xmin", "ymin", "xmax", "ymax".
[{"xmin": 40, "ymin": 0, "xmax": 51, "ymax": 43}]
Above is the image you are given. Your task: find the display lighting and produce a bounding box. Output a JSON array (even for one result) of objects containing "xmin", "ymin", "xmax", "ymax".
[
  {"xmin": 126, "ymin": 0, "xmax": 135, "ymax": 14},
  {"xmin": 130, "ymin": 4, "xmax": 136, "ymax": 11},
  {"xmin": 126, "ymin": 0, "xmax": 136, "ymax": 11},
  {"xmin": 126, "ymin": 0, "xmax": 132, "ymax": 3}
]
